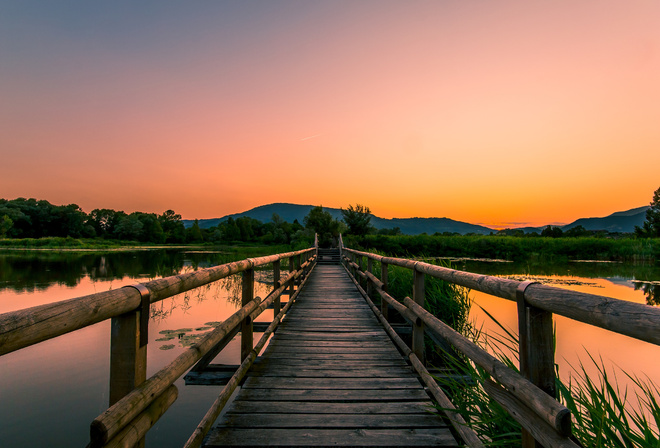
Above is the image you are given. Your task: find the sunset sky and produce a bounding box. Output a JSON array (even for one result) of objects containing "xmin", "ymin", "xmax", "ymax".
[{"xmin": 1, "ymin": 1, "xmax": 659, "ymax": 228}]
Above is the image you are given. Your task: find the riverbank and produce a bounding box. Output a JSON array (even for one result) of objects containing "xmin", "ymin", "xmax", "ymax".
[{"xmin": 353, "ymin": 234, "xmax": 660, "ymax": 262}]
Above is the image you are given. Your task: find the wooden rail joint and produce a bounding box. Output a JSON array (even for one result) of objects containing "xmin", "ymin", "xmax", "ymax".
[{"xmin": 122, "ymin": 283, "xmax": 151, "ymax": 347}]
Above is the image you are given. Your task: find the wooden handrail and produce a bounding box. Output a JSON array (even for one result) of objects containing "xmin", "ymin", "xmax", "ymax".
[
  {"xmin": 342, "ymin": 247, "xmax": 660, "ymax": 345},
  {"xmin": 341, "ymin": 247, "xmax": 589, "ymax": 446},
  {"xmin": 404, "ymin": 297, "xmax": 571, "ymax": 436},
  {"xmin": 88, "ymin": 249, "xmax": 316, "ymax": 446},
  {"xmin": 0, "ymin": 248, "xmax": 315, "ymax": 356},
  {"xmin": 183, "ymin": 259, "xmax": 316, "ymax": 448}
]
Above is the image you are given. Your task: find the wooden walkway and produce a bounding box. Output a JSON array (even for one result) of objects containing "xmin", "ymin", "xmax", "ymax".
[{"xmin": 203, "ymin": 264, "xmax": 459, "ymax": 447}]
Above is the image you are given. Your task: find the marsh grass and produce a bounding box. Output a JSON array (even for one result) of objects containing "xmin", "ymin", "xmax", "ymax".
[
  {"xmin": 359, "ymin": 234, "xmax": 660, "ymax": 262},
  {"xmin": 445, "ymin": 310, "xmax": 660, "ymax": 446},
  {"xmin": 370, "ymin": 253, "xmax": 659, "ymax": 445}
]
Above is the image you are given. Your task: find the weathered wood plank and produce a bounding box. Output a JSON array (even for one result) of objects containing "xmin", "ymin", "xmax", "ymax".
[
  {"xmin": 236, "ymin": 388, "xmax": 432, "ymax": 402},
  {"xmin": 227, "ymin": 401, "xmax": 435, "ymax": 414},
  {"xmin": 205, "ymin": 428, "xmax": 458, "ymax": 447},
  {"xmin": 218, "ymin": 413, "xmax": 449, "ymax": 429},
  {"xmin": 203, "ymin": 265, "xmax": 457, "ymax": 447},
  {"xmin": 242, "ymin": 377, "xmax": 422, "ymax": 390}
]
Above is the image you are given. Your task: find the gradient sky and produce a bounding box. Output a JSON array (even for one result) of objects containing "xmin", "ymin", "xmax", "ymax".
[{"xmin": 1, "ymin": 1, "xmax": 659, "ymax": 228}]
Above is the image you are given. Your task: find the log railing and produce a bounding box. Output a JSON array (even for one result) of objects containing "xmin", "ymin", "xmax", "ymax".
[
  {"xmin": 0, "ymin": 246, "xmax": 317, "ymax": 448},
  {"xmin": 341, "ymin": 246, "xmax": 660, "ymax": 448}
]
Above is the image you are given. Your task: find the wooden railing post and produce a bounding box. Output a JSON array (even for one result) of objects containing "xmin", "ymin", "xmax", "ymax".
[
  {"xmin": 412, "ymin": 266, "xmax": 425, "ymax": 363},
  {"xmin": 295, "ymin": 254, "xmax": 302, "ymax": 285},
  {"xmin": 273, "ymin": 260, "xmax": 281, "ymax": 316},
  {"xmin": 241, "ymin": 267, "xmax": 254, "ymax": 362},
  {"xmin": 518, "ymin": 281, "xmax": 556, "ymax": 448},
  {"xmin": 366, "ymin": 258, "xmax": 373, "ymax": 298},
  {"xmin": 288, "ymin": 256, "xmax": 294, "ymax": 300},
  {"xmin": 381, "ymin": 262, "xmax": 389, "ymax": 320},
  {"xmin": 109, "ymin": 285, "xmax": 149, "ymax": 448}
]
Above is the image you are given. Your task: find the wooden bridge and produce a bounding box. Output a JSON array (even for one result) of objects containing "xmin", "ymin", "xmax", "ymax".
[{"xmin": 1, "ymin": 242, "xmax": 659, "ymax": 447}]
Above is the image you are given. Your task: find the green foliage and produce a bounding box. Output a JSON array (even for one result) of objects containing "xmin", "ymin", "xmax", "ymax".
[
  {"xmin": 304, "ymin": 205, "xmax": 340, "ymax": 247},
  {"xmin": 558, "ymin": 355, "xmax": 660, "ymax": 447},
  {"xmin": 445, "ymin": 311, "xmax": 660, "ymax": 445},
  {"xmin": 341, "ymin": 203, "xmax": 373, "ymax": 236},
  {"xmin": 358, "ymin": 234, "xmax": 660, "ymax": 262},
  {"xmin": 541, "ymin": 225, "xmax": 564, "ymax": 238},
  {"xmin": 187, "ymin": 219, "xmax": 204, "ymax": 243},
  {"xmin": 0, "ymin": 215, "xmax": 13, "ymax": 238},
  {"xmin": 636, "ymin": 186, "xmax": 660, "ymax": 238}
]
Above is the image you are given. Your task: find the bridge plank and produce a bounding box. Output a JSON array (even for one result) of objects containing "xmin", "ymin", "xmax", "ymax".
[
  {"xmin": 203, "ymin": 264, "xmax": 457, "ymax": 447},
  {"xmin": 205, "ymin": 428, "xmax": 459, "ymax": 447}
]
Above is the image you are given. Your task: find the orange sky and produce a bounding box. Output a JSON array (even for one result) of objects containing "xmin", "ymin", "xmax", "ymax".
[{"xmin": 1, "ymin": 1, "xmax": 658, "ymax": 228}]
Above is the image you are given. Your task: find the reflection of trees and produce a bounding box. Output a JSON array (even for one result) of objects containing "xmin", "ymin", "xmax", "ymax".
[
  {"xmin": 0, "ymin": 249, "xmax": 186, "ymax": 293},
  {"xmin": 633, "ymin": 282, "xmax": 660, "ymax": 306}
]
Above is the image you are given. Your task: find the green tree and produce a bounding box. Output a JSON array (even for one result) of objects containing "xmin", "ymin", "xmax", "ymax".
[
  {"xmin": 0, "ymin": 215, "xmax": 13, "ymax": 238},
  {"xmin": 636, "ymin": 186, "xmax": 660, "ymax": 238},
  {"xmin": 136, "ymin": 213, "xmax": 165, "ymax": 243},
  {"xmin": 341, "ymin": 204, "xmax": 373, "ymax": 236},
  {"xmin": 304, "ymin": 206, "xmax": 340, "ymax": 247},
  {"xmin": 159, "ymin": 210, "xmax": 186, "ymax": 243},
  {"xmin": 541, "ymin": 225, "xmax": 563, "ymax": 238},
  {"xmin": 114, "ymin": 214, "xmax": 144, "ymax": 241},
  {"xmin": 88, "ymin": 209, "xmax": 126, "ymax": 238},
  {"xmin": 187, "ymin": 219, "xmax": 204, "ymax": 243},
  {"xmin": 565, "ymin": 225, "xmax": 590, "ymax": 238}
]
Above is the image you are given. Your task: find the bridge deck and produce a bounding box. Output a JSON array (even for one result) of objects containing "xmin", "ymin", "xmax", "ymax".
[{"xmin": 203, "ymin": 264, "xmax": 459, "ymax": 447}]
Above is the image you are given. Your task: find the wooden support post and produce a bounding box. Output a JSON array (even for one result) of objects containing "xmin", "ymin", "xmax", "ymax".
[
  {"xmin": 518, "ymin": 281, "xmax": 556, "ymax": 448},
  {"xmin": 366, "ymin": 258, "xmax": 373, "ymax": 299},
  {"xmin": 295, "ymin": 254, "xmax": 302, "ymax": 285},
  {"xmin": 358, "ymin": 256, "xmax": 366, "ymax": 290},
  {"xmin": 412, "ymin": 267, "xmax": 425, "ymax": 363},
  {"xmin": 288, "ymin": 256, "xmax": 294, "ymax": 299},
  {"xmin": 273, "ymin": 260, "xmax": 281, "ymax": 316},
  {"xmin": 381, "ymin": 262, "xmax": 389, "ymax": 320},
  {"xmin": 110, "ymin": 312, "xmax": 147, "ymax": 406},
  {"xmin": 110, "ymin": 285, "xmax": 149, "ymax": 448},
  {"xmin": 241, "ymin": 269, "xmax": 254, "ymax": 362}
]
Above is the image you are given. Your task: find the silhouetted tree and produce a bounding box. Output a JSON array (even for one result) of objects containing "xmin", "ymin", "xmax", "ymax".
[
  {"xmin": 304, "ymin": 206, "xmax": 340, "ymax": 247},
  {"xmin": 636, "ymin": 186, "xmax": 660, "ymax": 238},
  {"xmin": 341, "ymin": 204, "xmax": 372, "ymax": 236},
  {"xmin": 541, "ymin": 225, "xmax": 563, "ymax": 238}
]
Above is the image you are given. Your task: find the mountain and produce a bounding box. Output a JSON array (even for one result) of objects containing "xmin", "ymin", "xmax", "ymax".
[
  {"xmin": 183, "ymin": 203, "xmax": 650, "ymax": 235},
  {"xmin": 561, "ymin": 206, "xmax": 649, "ymax": 233},
  {"xmin": 184, "ymin": 203, "xmax": 493, "ymax": 235}
]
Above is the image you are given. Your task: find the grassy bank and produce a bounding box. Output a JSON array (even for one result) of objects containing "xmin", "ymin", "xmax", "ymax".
[
  {"xmin": 0, "ymin": 237, "xmax": 298, "ymax": 253},
  {"xmin": 368, "ymin": 254, "xmax": 659, "ymax": 445},
  {"xmin": 351, "ymin": 234, "xmax": 660, "ymax": 262}
]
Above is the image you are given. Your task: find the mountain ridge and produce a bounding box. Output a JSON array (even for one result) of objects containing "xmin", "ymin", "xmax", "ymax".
[{"xmin": 183, "ymin": 203, "xmax": 649, "ymax": 235}]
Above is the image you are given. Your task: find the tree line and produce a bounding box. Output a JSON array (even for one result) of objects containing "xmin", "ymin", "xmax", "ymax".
[
  {"xmin": 2, "ymin": 187, "xmax": 658, "ymax": 245},
  {"xmin": 0, "ymin": 199, "xmax": 374, "ymax": 246}
]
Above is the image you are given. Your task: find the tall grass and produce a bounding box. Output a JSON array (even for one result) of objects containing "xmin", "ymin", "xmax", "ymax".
[
  {"xmin": 358, "ymin": 234, "xmax": 660, "ymax": 262},
  {"xmin": 447, "ymin": 310, "xmax": 660, "ymax": 446},
  {"xmin": 370, "ymin": 254, "xmax": 659, "ymax": 445}
]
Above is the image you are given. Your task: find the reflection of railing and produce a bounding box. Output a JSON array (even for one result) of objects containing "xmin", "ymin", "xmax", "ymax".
[
  {"xmin": 0, "ymin": 247, "xmax": 316, "ymax": 448},
  {"xmin": 341, "ymin": 247, "xmax": 660, "ymax": 448}
]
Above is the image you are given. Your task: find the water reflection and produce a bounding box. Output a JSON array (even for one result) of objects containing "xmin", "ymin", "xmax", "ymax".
[
  {"xmin": 0, "ymin": 249, "xmax": 252, "ymax": 293},
  {"xmin": 633, "ymin": 281, "xmax": 660, "ymax": 306},
  {"xmin": 454, "ymin": 259, "xmax": 660, "ymax": 307}
]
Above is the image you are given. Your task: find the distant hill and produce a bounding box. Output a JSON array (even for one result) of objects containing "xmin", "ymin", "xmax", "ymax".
[
  {"xmin": 184, "ymin": 203, "xmax": 493, "ymax": 235},
  {"xmin": 561, "ymin": 206, "xmax": 649, "ymax": 233},
  {"xmin": 183, "ymin": 203, "xmax": 650, "ymax": 235}
]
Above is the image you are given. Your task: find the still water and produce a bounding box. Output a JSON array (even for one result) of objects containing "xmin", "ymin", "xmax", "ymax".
[
  {"xmin": 0, "ymin": 250, "xmax": 658, "ymax": 446},
  {"xmin": 0, "ymin": 249, "xmax": 277, "ymax": 447}
]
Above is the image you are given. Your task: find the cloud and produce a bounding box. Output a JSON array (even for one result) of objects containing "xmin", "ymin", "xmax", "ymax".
[{"xmin": 301, "ymin": 133, "xmax": 322, "ymax": 141}]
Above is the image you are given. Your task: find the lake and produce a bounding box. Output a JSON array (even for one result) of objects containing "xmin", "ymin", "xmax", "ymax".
[{"xmin": 0, "ymin": 249, "xmax": 658, "ymax": 446}]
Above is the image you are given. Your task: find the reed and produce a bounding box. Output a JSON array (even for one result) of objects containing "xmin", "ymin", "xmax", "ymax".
[{"xmin": 439, "ymin": 310, "xmax": 660, "ymax": 446}]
